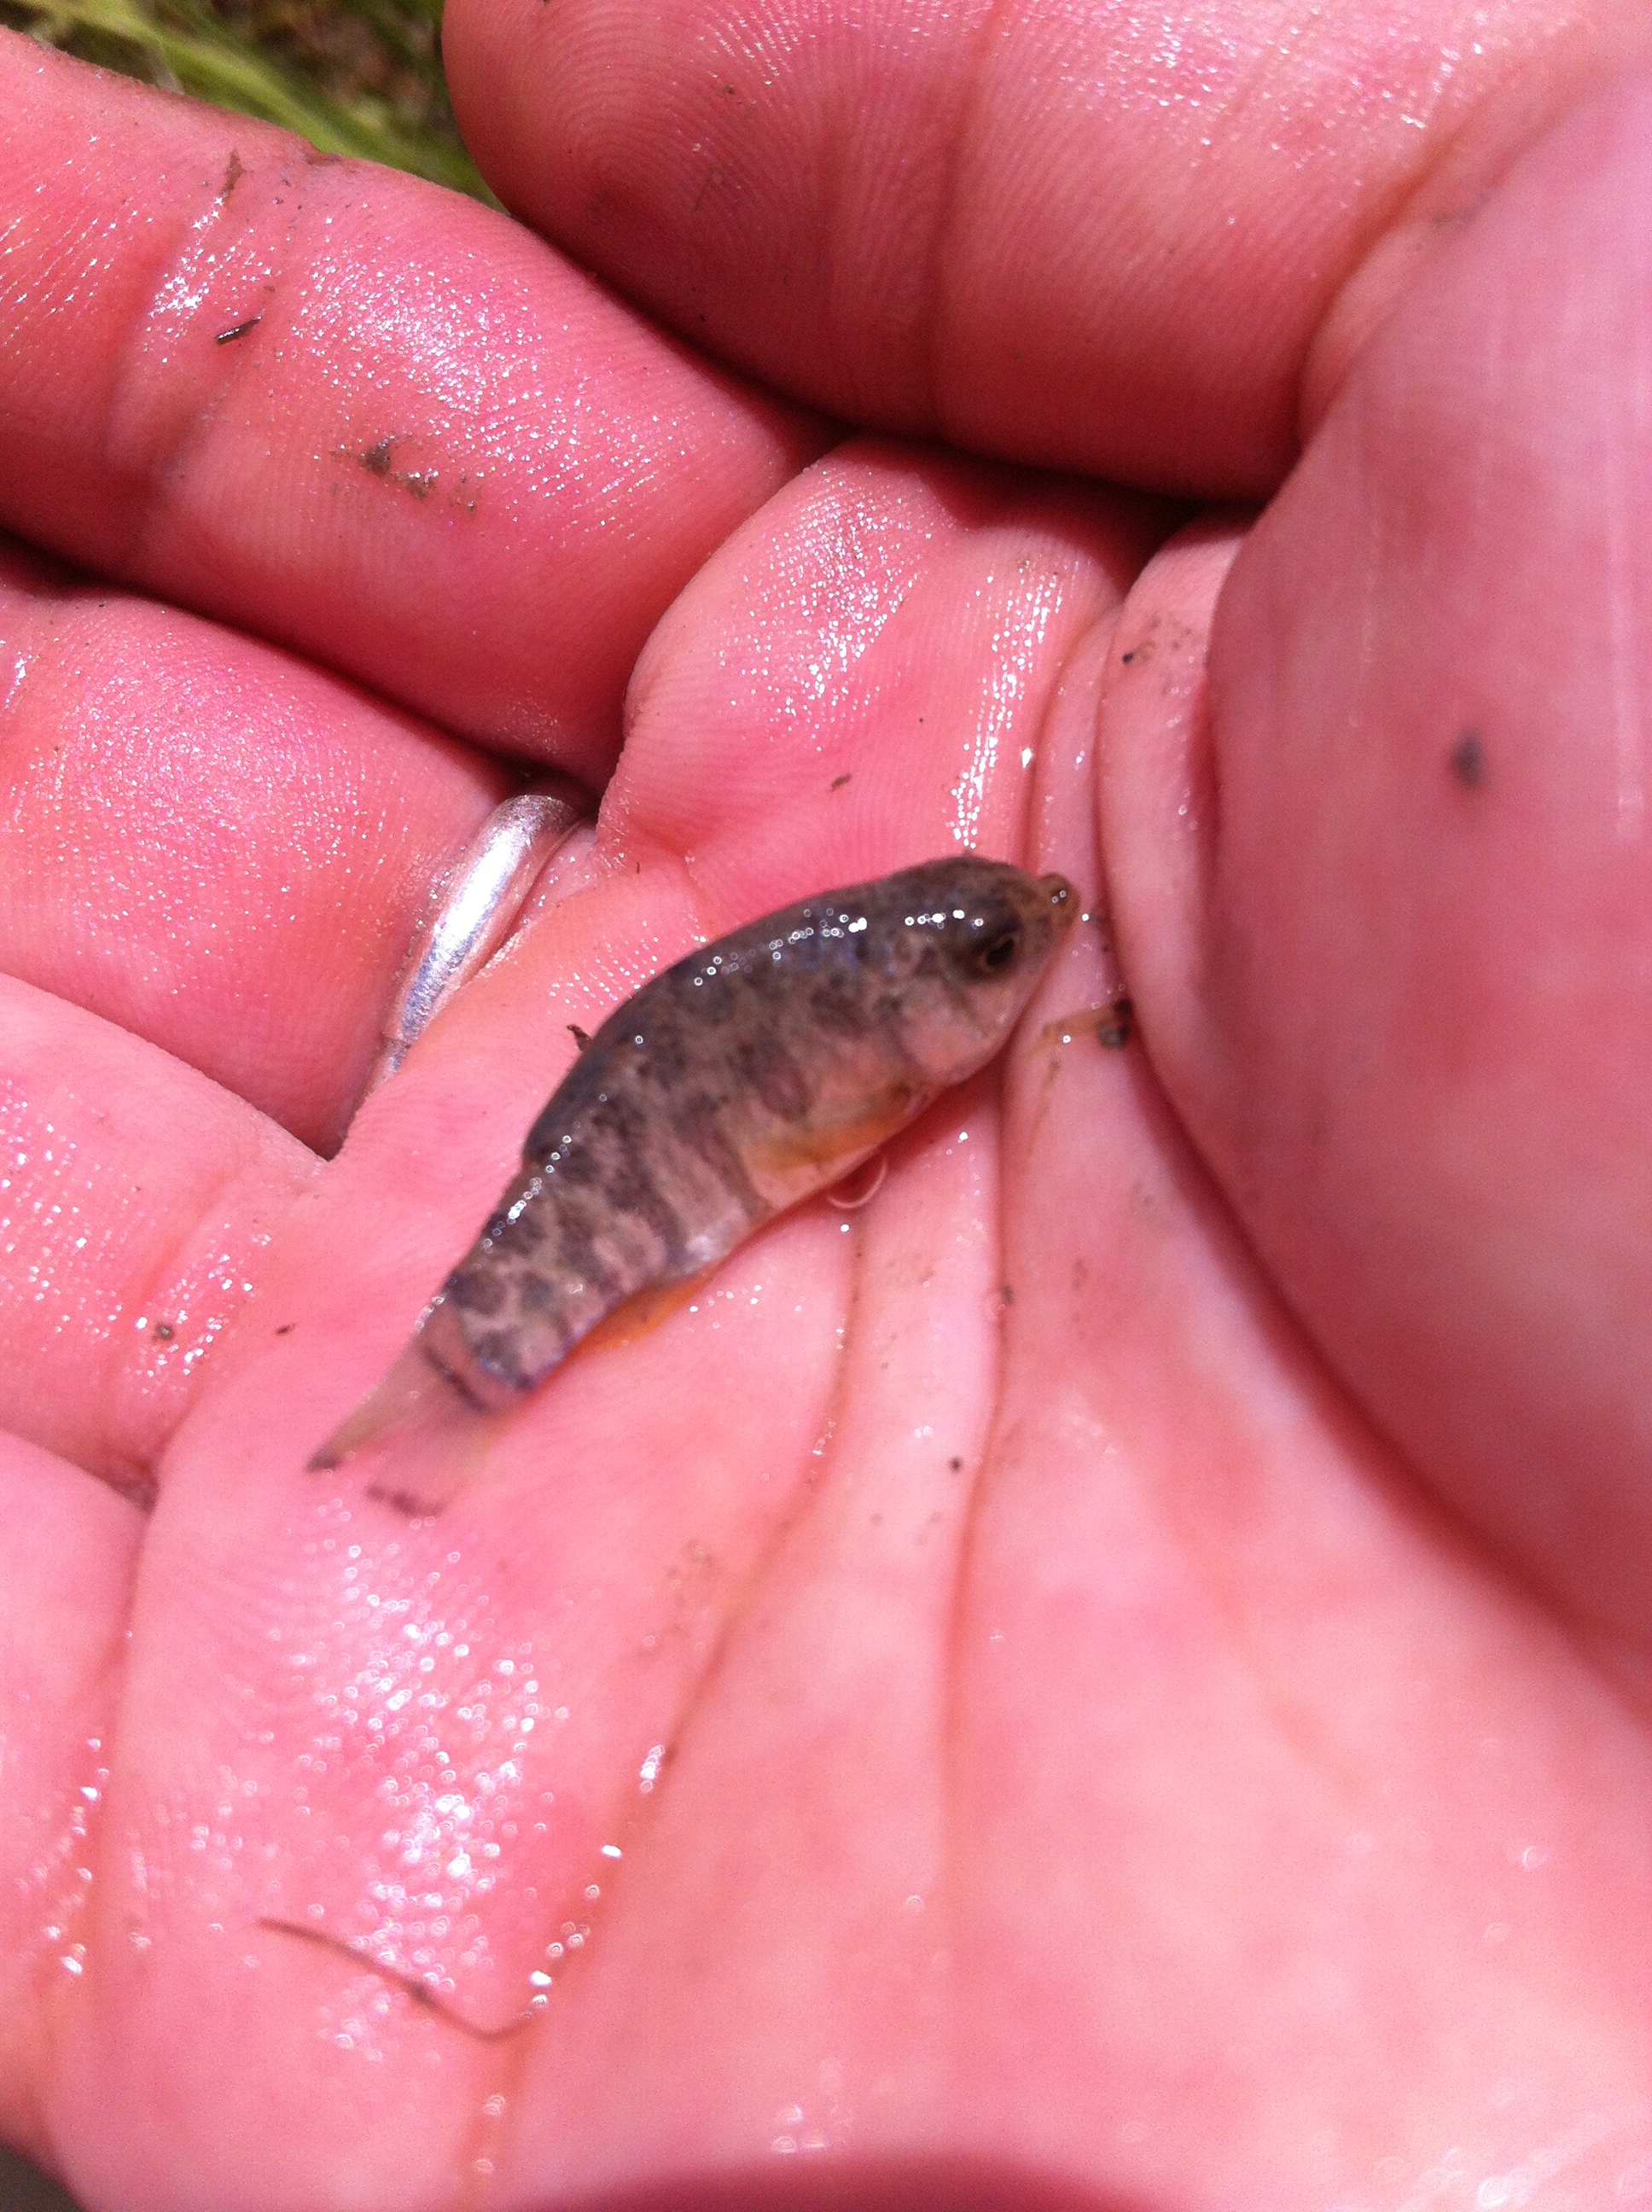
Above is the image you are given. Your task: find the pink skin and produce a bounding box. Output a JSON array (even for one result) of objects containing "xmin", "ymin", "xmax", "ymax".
[{"xmin": 0, "ymin": 12, "xmax": 1649, "ymax": 2212}]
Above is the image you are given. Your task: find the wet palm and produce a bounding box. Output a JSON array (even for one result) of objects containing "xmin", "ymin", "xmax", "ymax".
[{"xmin": 1, "ymin": 9, "xmax": 1649, "ymax": 2209}]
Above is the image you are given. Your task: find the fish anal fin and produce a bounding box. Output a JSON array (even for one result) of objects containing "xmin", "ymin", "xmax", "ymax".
[
  {"xmin": 573, "ymin": 1266, "xmax": 717, "ymax": 1359},
  {"xmin": 746, "ymin": 1088, "xmax": 919, "ymax": 1184}
]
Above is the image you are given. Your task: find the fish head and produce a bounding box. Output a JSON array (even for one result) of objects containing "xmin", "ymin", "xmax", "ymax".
[{"xmin": 876, "ymin": 857, "xmax": 1077, "ymax": 1085}]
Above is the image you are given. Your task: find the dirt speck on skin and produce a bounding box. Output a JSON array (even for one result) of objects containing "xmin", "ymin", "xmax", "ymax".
[
  {"xmin": 1449, "ymin": 728, "xmax": 1487, "ymax": 789},
  {"xmin": 255, "ymin": 1919, "xmax": 529, "ymax": 2039},
  {"xmin": 1096, "ymin": 997, "xmax": 1134, "ymax": 1049},
  {"xmin": 359, "ymin": 437, "xmax": 436, "ymax": 498},
  {"xmin": 1038, "ymin": 1000, "xmax": 1133, "ymax": 1053},
  {"xmin": 102, "ymin": 1460, "xmax": 158, "ymax": 1511}
]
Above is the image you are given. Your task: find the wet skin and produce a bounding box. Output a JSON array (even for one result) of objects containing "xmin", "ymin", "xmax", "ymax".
[{"xmin": 0, "ymin": 10, "xmax": 1650, "ymax": 2212}]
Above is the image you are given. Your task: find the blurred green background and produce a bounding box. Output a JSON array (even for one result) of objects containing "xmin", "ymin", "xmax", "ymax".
[
  {"xmin": 0, "ymin": 0, "xmax": 481, "ymax": 2195},
  {"xmin": 0, "ymin": 0, "xmax": 494, "ymax": 201}
]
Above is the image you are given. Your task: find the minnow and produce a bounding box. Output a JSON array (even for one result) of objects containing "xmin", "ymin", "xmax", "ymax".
[{"xmin": 311, "ymin": 856, "xmax": 1073, "ymax": 1489}]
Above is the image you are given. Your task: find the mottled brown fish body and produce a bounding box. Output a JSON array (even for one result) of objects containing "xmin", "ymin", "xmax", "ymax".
[{"xmin": 313, "ymin": 858, "xmax": 1073, "ymax": 1470}]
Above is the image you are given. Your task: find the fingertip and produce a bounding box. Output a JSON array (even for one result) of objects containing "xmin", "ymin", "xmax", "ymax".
[{"xmin": 1105, "ymin": 73, "xmax": 1652, "ymax": 1644}]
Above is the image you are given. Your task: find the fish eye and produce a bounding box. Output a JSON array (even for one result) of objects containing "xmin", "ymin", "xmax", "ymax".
[{"xmin": 972, "ymin": 922, "xmax": 1022, "ymax": 975}]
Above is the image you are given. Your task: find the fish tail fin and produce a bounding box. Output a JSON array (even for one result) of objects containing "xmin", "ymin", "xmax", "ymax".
[
  {"xmin": 307, "ymin": 1332, "xmax": 505, "ymax": 1514},
  {"xmin": 306, "ymin": 1337, "xmax": 459, "ymax": 1470}
]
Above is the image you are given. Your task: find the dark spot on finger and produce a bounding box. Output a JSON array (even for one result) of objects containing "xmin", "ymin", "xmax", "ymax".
[
  {"xmin": 1449, "ymin": 729, "xmax": 1486, "ymax": 789},
  {"xmin": 1096, "ymin": 996, "xmax": 1134, "ymax": 1049}
]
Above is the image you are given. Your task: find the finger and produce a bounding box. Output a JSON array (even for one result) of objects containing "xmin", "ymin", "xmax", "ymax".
[
  {"xmin": 0, "ymin": 1435, "xmax": 141, "ymax": 2165},
  {"xmin": 957, "ymin": 626, "xmax": 1652, "ymax": 2203},
  {"xmin": 47, "ymin": 450, "xmax": 1152, "ymax": 2203},
  {"xmin": 0, "ymin": 38, "xmax": 828, "ymax": 780},
  {"xmin": 0, "ymin": 977, "xmax": 317, "ymax": 1492},
  {"xmin": 1099, "ymin": 73, "xmax": 1652, "ymax": 1651},
  {"xmin": 444, "ymin": 0, "xmax": 1652, "ymax": 494},
  {"xmin": 608, "ymin": 438, "xmax": 1171, "ymax": 894},
  {"xmin": 0, "ymin": 538, "xmax": 515, "ymax": 1154}
]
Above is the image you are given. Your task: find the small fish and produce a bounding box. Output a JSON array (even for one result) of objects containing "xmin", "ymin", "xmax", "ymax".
[{"xmin": 311, "ymin": 856, "xmax": 1073, "ymax": 1492}]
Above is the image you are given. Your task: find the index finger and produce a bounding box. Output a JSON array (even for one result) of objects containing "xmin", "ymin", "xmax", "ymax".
[
  {"xmin": 0, "ymin": 38, "xmax": 829, "ymax": 782},
  {"xmin": 441, "ymin": 0, "xmax": 1652, "ymax": 496}
]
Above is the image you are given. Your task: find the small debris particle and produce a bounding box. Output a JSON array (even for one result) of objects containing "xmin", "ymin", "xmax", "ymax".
[
  {"xmin": 567, "ymin": 1024, "xmax": 591, "ymax": 1052},
  {"xmin": 948, "ymin": 1456, "xmax": 963, "ymax": 1473},
  {"xmin": 215, "ymin": 317, "xmax": 261, "ymax": 346},
  {"xmin": 275, "ymin": 1323, "xmax": 295, "ymax": 1336},
  {"xmin": 151, "ymin": 1321, "xmax": 175, "ymax": 1342},
  {"xmin": 219, "ymin": 150, "xmax": 243, "ymax": 202},
  {"xmin": 255, "ymin": 1918, "xmax": 526, "ymax": 2038},
  {"xmin": 359, "ymin": 437, "xmax": 436, "ymax": 500},
  {"xmin": 1120, "ymin": 649, "xmax": 1137, "ymax": 665},
  {"xmin": 829, "ymin": 773, "xmax": 852, "ymax": 791},
  {"xmin": 369, "ymin": 1482, "xmax": 429, "ymax": 1517},
  {"xmin": 1449, "ymin": 729, "xmax": 1486, "ymax": 789},
  {"xmin": 1096, "ymin": 996, "xmax": 1134, "ymax": 1049},
  {"xmin": 1000, "ymin": 1283, "xmax": 1015, "ymax": 1307},
  {"xmin": 116, "ymin": 1471, "xmax": 158, "ymax": 1513}
]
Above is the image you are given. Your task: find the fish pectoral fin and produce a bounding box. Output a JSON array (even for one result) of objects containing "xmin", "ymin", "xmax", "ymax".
[{"xmin": 747, "ymin": 1087, "xmax": 922, "ymax": 1179}]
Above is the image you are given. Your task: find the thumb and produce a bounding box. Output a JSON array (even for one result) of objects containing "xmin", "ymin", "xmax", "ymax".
[{"xmin": 1100, "ymin": 69, "xmax": 1652, "ymax": 1658}]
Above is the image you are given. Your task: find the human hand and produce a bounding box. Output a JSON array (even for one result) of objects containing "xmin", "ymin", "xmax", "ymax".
[{"xmin": 1, "ymin": 4, "xmax": 1649, "ymax": 2207}]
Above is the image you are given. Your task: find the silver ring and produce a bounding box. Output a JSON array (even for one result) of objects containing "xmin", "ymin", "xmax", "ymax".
[{"xmin": 369, "ymin": 777, "xmax": 589, "ymax": 1089}]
